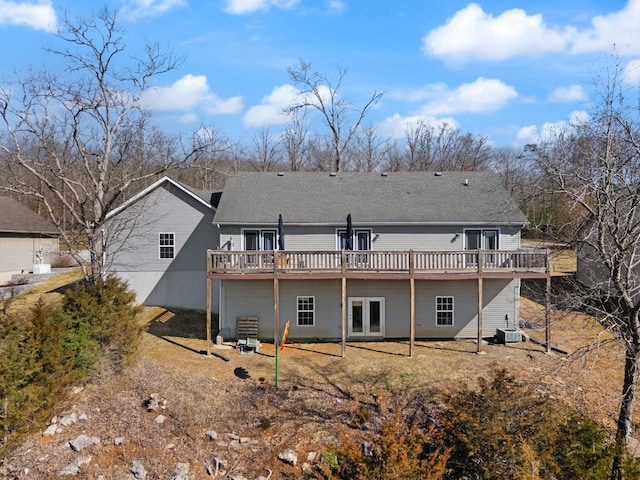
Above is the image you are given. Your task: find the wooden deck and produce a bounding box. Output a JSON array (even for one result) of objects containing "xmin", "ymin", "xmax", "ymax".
[{"xmin": 207, "ymin": 249, "xmax": 549, "ymax": 279}]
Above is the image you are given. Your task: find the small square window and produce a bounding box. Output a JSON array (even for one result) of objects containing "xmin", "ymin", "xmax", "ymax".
[
  {"xmin": 297, "ymin": 296, "xmax": 315, "ymax": 326},
  {"xmin": 159, "ymin": 233, "xmax": 175, "ymax": 259},
  {"xmin": 436, "ymin": 296, "xmax": 454, "ymax": 326}
]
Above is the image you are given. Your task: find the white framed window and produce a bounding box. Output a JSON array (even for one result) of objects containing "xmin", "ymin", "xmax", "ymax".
[
  {"xmin": 243, "ymin": 229, "xmax": 277, "ymax": 251},
  {"xmin": 337, "ymin": 229, "xmax": 372, "ymax": 250},
  {"xmin": 436, "ymin": 296, "xmax": 454, "ymax": 326},
  {"xmin": 464, "ymin": 229, "xmax": 499, "ymax": 250},
  {"xmin": 159, "ymin": 233, "xmax": 175, "ymax": 259},
  {"xmin": 297, "ymin": 296, "xmax": 315, "ymax": 326}
]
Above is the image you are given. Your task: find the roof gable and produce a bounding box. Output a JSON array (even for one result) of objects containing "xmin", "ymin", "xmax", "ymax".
[
  {"xmin": 0, "ymin": 197, "xmax": 58, "ymax": 235},
  {"xmin": 214, "ymin": 171, "xmax": 528, "ymax": 226},
  {"xmin": 106, "ymin": 176, "xmax": 216, "ymax": 219}
]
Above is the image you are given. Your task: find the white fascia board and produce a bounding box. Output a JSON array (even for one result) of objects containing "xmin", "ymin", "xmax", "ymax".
[{"xmin": 106, "ymin": 176, "xmax": 215, "ymax": 219}]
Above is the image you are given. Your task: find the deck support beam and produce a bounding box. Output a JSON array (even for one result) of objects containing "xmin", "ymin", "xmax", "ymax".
[
  {"xmin": 545, "ymin": 251, "xmax": 551, "ymax": 353},
  {"xmin": 477, "ymin": 251, "xmax": 484, "ymax": 354},
  {"xmin": 206, "ymin": 277, "xmax": 212, "ymax": 356},
  {"xmin": 341, "ymin": 277, "xmax": 347, "ymax": 358},
  {"xmin": 274, "ymin": 277, "xmax": 280, "ymax": 350},
  {"xmin": 410, "ymin": 278, "xmax": 415, "ymax": 357},
  {"xmin": 477, "ymin": 276, "xmax": 484, "ymax": 353},
  {"xmin": 409, "ymin": 250, "xmax": 415, "ymax": 358}
]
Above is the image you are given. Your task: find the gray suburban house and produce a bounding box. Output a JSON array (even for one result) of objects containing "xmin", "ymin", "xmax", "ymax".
[
  {"xmin": 206, "ymin": 171, "xmax": 549, "ymax": 355},
  {"xmin": 106, "ymin": 176, "xmax": 220, "ymax": 312},
  {"xmin": 0, "ymin": 196, "xmax": 59, "ymax": 282}
]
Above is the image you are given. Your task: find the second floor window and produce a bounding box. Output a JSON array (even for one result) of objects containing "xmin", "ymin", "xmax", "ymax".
[
  {"xmin": 243, "ymin": 230, "xmax": 276, "ymax": 251},
  {"xmin": 338, "ymin": 230, "xmax": 371, "ymax": 250},
  {"xmin": 464, "ymin": 229, "xmax": 499, "ymax": 250}
]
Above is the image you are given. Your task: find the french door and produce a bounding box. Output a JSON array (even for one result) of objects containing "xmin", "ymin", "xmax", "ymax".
[{"xmin": 348, "ymin": 297, "xmax": 385, "ymax": 337}]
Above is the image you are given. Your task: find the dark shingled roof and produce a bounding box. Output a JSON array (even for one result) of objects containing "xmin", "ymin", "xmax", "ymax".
[
  {"xmin": 192, "ymin": 189, "xmax": 223, "ymax": 208},
  {"xmin": 214, "ymin": 171, "xmax": 528, "ymax": 226},
  {"xmin": 0, "ymin": 197, "xmax": 59, "ymax": 234}
]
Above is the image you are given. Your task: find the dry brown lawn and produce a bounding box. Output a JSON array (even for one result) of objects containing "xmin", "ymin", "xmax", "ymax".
[{"xmin": 2, "ymin": 261, "xmax": 636, "ymax": 479}]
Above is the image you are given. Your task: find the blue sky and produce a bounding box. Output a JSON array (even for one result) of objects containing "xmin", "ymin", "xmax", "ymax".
[{"xmin": 0, "ymin": 0, "xmax": 637, "ymax": 147}]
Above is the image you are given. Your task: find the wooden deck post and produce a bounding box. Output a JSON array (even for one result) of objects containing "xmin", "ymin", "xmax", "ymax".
[
  {"xmin": 206, "ymin": 277, "xmax": 212, "ymax": 356},
  {"xmin": 341, "ymin": 277, "xmax": 347, "ymax": 358},
  {"xmin": 545, "ymin": 249, "xmax": 551, "ymax": 354},
  {"xmin": 206, "ymin": 250, "xmax": 212, "ymax": 357},
  {"xmin": 477, "ymin": 250, "xmax": 484, "ymax": 354},
  {"xmin": 409, "ymin": 250, "xmax": 415, "ymax": 358},
  {"xmin": 274, "ymin": 277, "xmax": 279, "ymax": 349}
]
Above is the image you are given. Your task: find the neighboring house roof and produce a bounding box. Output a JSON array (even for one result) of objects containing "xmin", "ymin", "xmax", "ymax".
[
  {"xmin": 0, "ymin": 197, "xmax": 58, "ymax": 235},
  {"xmin": 106, "ymin": 176, "xmax": 217, "ymax": 219},
  {"xmin": 214, "ymin": 171, "xmax": 528, "ymax": 226}
]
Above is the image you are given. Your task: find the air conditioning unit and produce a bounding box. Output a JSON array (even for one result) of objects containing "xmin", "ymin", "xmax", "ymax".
[{"xmin": 496, "ymin": 328, "xmax": 523, "ymax": 344}]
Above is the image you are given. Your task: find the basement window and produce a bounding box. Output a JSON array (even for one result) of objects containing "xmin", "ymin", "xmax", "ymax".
[
  {"xmin": 297, "ymin": 296, "xmax": 315, "ymax": 326},
  {"xmin": 436, "ymin": 296, "xmax": 454, "ymax": 326}
]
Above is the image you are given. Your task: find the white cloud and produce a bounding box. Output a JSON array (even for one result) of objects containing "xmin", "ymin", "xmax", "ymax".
[
  {"xmin": 178, "ymin": 113, "xmax": 198, "ymax": 124},
  {"xmin": 328, "ymin": 0, "xmax": 345, "ymax": 14},
  {"xmin": 395, "ymin": 78, "xmax": 517, "ymax": 116},
  {"xmin": 375, "ymin": 113, "xmax": 459, "ymax": 139},
  {"xmin": 244, "ymin": 84, "xmax": 299, "ymax": 127},
  {"xmin": 423, "ymin": 1, "xmax": 640, "ymax": 63},
  {"xmin": 422, "ymin": 3, "xmax": 572, "ymax": 62},
  {"xmin": 548, "ymin": 84, "xmax": 586, "ymax": 103},
  {"xmin": 223, "ymin": 0, "xmax": 298, "ymax": 15},
  {"xmin": 515, "ymin": 109, "xmax": 588, "ymax": 144},
  {"xmin": 624, "ymin": 59, "xmax": 640, "ymax": 84},
  {"xmin": 142, "ymin": 74, "xmax": 243, "ymax": 118},
  {"xmin": 120, "ymin": 0, "xmax": 187, "ymax": 19},
  {"xmin": 516, "ymin": 121, "xmax": 568, "ymax": 145},
  {"xmin": 571, "ymin": 0, "xmax": 640, "ymax": 55},
  {"xmin": 0, "ymin": 0, "xmax": 56, "ymax": 32}
]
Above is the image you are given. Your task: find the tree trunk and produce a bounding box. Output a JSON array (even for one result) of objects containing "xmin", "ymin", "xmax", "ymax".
[{"xmin": 612, "ymin": 341, "xmax": 640, "ymax": 479}]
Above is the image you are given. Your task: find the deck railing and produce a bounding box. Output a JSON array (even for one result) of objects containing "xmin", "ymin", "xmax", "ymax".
[{"xmin": 208, "ymin": 249, "xmax": 548, "ymax": 275}]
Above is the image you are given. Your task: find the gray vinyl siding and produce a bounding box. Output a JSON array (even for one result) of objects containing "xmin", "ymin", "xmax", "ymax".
[
  {"xmin": 117, "ymin": 270, "xmax": 218, "ymax": 312},
  {"xmin": 220, "ymin": 224, "xmax": 521, "ymax": 252},
  {"xmin": 0, "ymin": 235, "xmax": 58, "ymax": 274},
  {"xmin": 220, "ymin": 279, "xmax": 343, "ymax": 340},
  {"xmin": 108, "ymin": 182, "xmax": 218, "ymax": 311},
  {"xmin": 414, "ymin": 278, "xmax": 518, "ymax": 338},
  {"xmin": 220, "ymin": 280, "xmax": 276, "ymax": 340},
  {"xmin": 220, "ymin": 277, "xmax": 519, "ymax": 341}
]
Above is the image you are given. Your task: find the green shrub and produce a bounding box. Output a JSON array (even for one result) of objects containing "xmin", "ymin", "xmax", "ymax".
[
  {"xmin": 440, "ymin": 369, "xmax": 616, "ymax": 480},
  {"xmin": 59, "ymin": 276, "xmax": 141, "ymax": 368},
  {"xmin": 552, "ymin": 413, "xmax": 613, "ymax": 480},
  {"xmin": 0, "ymin": 277, "xmax": 141, "ymax": 453},
  {"xmin": 0, "ymin": 310, "xmax": 48, "ymax": 448}
]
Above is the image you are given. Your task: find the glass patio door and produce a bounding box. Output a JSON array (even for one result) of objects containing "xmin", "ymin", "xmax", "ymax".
[{"xmin": 348, "ymin": 297, "xmax": 385, "ymax": 337}]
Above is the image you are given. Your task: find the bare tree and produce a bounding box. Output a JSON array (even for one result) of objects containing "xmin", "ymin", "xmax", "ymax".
[
  {"xmin": 280, "ymin": 109, "xmax": 309, "ymax": 172},
  {"xmin": 0, "ymin": 8, "xmax": 199, "ymax": 282},
  {"xmin": 285, "ymin": 60, "xmax": 383, "ymax": 172},
  {"xmin": 180, "ymin": 126, "xmax": 234, "ymax": 189},
  {"xmin": 402, "ymin": 121, "xmax": 492, "ymax": 172},
  {"xmin": 528, "ymin": 62, "xmax": 640, "ymax": 477},
  {"xmin": 249, "ymin": 128, "xmax": 282, "ymax": 172},
  {"xmin": 352, "ymin": 124, "xmax": 389, "ymax": 172}
]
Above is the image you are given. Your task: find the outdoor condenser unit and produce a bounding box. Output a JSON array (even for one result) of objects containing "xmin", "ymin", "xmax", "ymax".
[{"xmin": 496, "ymin": 327, "xmax": 523, "ymax": 344}]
